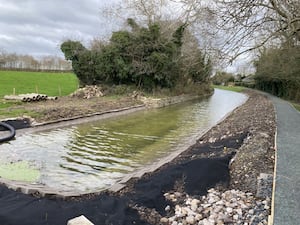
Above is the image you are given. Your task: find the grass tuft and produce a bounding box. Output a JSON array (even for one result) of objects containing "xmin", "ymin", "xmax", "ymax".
[
  {"xmin": 212, "ymin": 85, "xmax": 245, "ymax": 93},
  {"xmin": 292, "ymin": 103, "xmax": 300, "ymax": 112}
]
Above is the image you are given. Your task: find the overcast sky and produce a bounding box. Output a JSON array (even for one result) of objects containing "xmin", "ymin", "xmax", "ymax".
[
  {"xmin": 0, "ymin": 0, "xmax": 251, "ymax": 73},
  {"xmin": 0, "ymin": 0, "xmax": 120, "ymax": 57}
]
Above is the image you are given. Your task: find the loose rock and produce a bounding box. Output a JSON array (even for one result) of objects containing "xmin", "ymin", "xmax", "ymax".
[{"xmin": 163, "ymin": 188, "xmax": 271, "ymax": 225}]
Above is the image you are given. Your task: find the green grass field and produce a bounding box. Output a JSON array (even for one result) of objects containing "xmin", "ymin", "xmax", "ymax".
[
  {"xmin": 0, "ymin": 70, "xmax": 78, "ymax": 98},
  {"xmin": 212, "ymin": 85, "xmax": 245, "ymax": 93}
]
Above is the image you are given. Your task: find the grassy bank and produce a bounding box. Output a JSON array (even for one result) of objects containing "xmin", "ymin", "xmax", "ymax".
[
  {"xmin": 292, "ymin": 103, "xmax": 300, "ymax": 112},
  {"xmin": 212, "ymin": 85, "xmax": 245, "ymax": 93},
  {"xmin": 0, "ymin": 70, "xmax": 78, "ymax": 97}
]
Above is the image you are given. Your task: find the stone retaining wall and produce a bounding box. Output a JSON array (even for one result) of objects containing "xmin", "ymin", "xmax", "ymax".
[{"xmin": 139, "ymin": 94, "xmax": 203, "ymax": 108}]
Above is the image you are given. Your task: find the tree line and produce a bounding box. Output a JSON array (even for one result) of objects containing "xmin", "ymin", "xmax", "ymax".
[
  {"xmin": 61, "ymin": 19, "xmax": 212, "ymax": 92},
  {"xmin": 254, "ymin": 43, "xmax": 300, "ymax": 101},
  {"xmin": 67, "ymin": 0, "xmax": 299, "ymax": 100},
  {"xmin": 0, "ymin": 52, "xmax": 72, "ymax": 71}
]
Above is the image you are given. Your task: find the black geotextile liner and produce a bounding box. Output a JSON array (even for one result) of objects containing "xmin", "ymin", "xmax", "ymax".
[
  {"xmin": 0, "ymin": 119, "xmax": 31, "ymax": 131},
  {"xmin": 0, "ymin": 133, "xmax": 246, "ymax": 225}
]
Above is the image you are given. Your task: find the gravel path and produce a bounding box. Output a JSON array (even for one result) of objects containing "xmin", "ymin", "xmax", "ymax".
[{"xmin": 270, "ymin": 96, "xmax": 300, "ymax": 225}]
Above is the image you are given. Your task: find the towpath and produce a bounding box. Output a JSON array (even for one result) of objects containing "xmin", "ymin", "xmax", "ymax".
[{"xmin": 270, "ymin": 96, "xmax": 300, "ymax": 224}]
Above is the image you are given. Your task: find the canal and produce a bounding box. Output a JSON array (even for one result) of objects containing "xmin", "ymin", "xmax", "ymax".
[{"xmin": 0, "ymin": 89, "xmax": 247, "ymax": 193}]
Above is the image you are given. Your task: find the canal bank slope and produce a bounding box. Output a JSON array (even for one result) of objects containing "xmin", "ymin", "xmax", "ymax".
[
  {"xmin": 0, "ymin": 90, "xmax": 276, "ymax": 225},
  {"xmin": 128, "ymin": 89, "xmax": 276, "ymax": 225}
]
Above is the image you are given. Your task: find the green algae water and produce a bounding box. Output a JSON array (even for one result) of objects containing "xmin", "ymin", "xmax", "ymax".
[{"xmin": 0, "ymin": 89, "xmax": 247, "ymax": 192}]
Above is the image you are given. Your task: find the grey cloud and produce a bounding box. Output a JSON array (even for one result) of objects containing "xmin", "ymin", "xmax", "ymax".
[{"xmin": 0, "ymin": 0, "xmax": 118, "ymax": 56}]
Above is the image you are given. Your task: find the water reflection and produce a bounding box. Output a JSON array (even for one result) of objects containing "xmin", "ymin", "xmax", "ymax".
[{"xmin": 0, "ymin": 89, "xmax": 247, "ymax": 192}]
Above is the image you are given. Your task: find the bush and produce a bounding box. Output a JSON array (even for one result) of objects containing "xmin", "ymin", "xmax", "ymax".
[
  {"xmin": 254, "ymin": 44, "xmax": 300, "ymax": 101},
  {"xmin": 61, "ymin": 19, "xmax": 211, "ymax": 93}
]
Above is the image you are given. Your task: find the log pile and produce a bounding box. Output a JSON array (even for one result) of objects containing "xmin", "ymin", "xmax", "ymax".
[
  {"xmin": 70, "ymin": 85, "xmax": 104, "ymax": 99},
  {"xmin": 4, "ymin": 93, "xmax": 58, "ymax": 102}
]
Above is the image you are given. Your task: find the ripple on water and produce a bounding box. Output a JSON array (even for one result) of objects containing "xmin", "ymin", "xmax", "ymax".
[{"xmin": 0, "ymin": 89, "xmax": 247, "ymax": 192}]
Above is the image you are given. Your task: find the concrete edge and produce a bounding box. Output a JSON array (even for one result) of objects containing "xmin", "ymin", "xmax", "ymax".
[
  {"xmin": 33, "ymin": 104, "xmax": 146, "ymax": 127},
  {"xmin": 268, "ymin": 97, "xmax": 278, "ymax": 225},
  {"xmin": 15, "ymin": 105, "xmax": 146, "ymax": 136},
  {"xmin": 268, "ymin": 127, "xmax": 277, "ymax": 225}
]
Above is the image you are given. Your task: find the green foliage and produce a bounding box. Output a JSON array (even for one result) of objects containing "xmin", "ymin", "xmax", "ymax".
[
  {"xmin": 254, "ymin": 44, "xmax": 300, "ymax": 101},
  {"xmin": 60, "ymin": 41, "xmax": 86, "ymax": 61},
  {"xmin": 60, "ymin": 19, "xmax": 211, "ymax": 92},
  {"xmin": 172, "ymin": 24, "xmax": 187, "ymax": 47},
  {"xmin": 211, "ymin": 71, "xmax": 235, "ymax": 85},
  {"xmin": 292, "ymin": 103, "xmax": 300, "ymax": 112},
  {"xmin": 212, "ymin": 85, "xmax": 245, "ymax": 93},
  {"xmin": 188, "ymin": 52, "xmax": 212, "ymax": 83}
]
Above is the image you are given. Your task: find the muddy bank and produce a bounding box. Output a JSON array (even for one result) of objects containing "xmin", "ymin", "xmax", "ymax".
[{"xmin": 0, "ymin": 90, "xmax": 276, "ymax": 225}]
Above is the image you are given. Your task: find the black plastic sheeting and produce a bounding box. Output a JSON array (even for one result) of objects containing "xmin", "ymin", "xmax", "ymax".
[
  {"xmin": 0, "ymin": 122, "xmax": 16, "ymax": 143},
  {"xmin": 0, "ymin": 118, "xmax": 31, "ymax": 131},
  {"xmin": 0, "ymin": 133, "xmax": 247, "ymax": 225}
]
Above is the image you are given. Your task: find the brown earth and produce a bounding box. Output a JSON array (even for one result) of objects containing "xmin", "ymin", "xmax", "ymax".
[{"xmin": 7, "ymin": 95, "xmax": 143, "ymax": 123}]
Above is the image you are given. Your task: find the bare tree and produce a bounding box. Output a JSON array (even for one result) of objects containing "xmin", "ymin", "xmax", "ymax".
[
  {"xmin": 102, "ymin": 0, "xmax": 177, "ymax": 26},
  {"xmin": 211, "ymin": 0, "xmax": 300, "ymax": 61}
]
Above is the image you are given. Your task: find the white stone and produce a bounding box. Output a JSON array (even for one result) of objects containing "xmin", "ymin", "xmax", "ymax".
[
  {"xmin": 195, "ymin": 214, "xmax": 203, "ymax": 221},
  {"xmin": 214, "ymin": 206, "xmax": 223, "ymax": 213},
  {"xmin": 182, "ymin": 208, "xmax": 188, "ymax": 216},
  {"xmin": 248, "ymin": 209, "xmax": 254, "ymax": 215},
  {"xmin": 169, "ymin": 216, "xmax": 175, "ymax": 222},
  {"xmin": 165, "ymin": 205, "xmax": 171, "ymax": 211},
  {"xmin": 226, "ymin": 207, "xmax": 233, "ymax": 214},
  {"xmin": 170, "ymin": 194, "xmax": 175, "ymax": 199},
  {"xmin": 191, "ymin": 203, "xmax": 198, "ymax": 212},
  {"xmin": 174, "ymin": 192, "xmax": 182, "ymax": 197},
  {"xmin": 216, "ymin": 220, "xmax": 224, "ymax": 225},
  {"xmin": 233, "ymin": 214, "xmax": 239, "ymax": 220},
  {"xmin": 67, "ymin": 215, "xmax": 94, "ymax": 225},
  {"xmin": 202, "ymin": 218, "xmax": 213, "ymax": 225},
  {"xmin": 186, "ymin": 215, "xmax": 195, "ymax": 224},
  {"xmin": 236, "ymin": 208, "xmax": 243, "ymax": 216},
  {"xmin": 216, "ymin": 200, "xmax": 224, "ymax": 205},
  {"xmin": 191, "ymin": 199, "xmax": 200, "ymax": 205},
  {"xmin": 160, "ymin": 217, "xmax": 169, "ymax": 223},
  {"xmin": 202, "ymin": 203, "xmax": 211, "ymax": 208},
  {"xmin": 208, "ymin": 197, "xmax": 216, "ymax": 204},
  {"xmin": 164, "ymin": 193, "xmax": 170, "ymax": 198}
]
